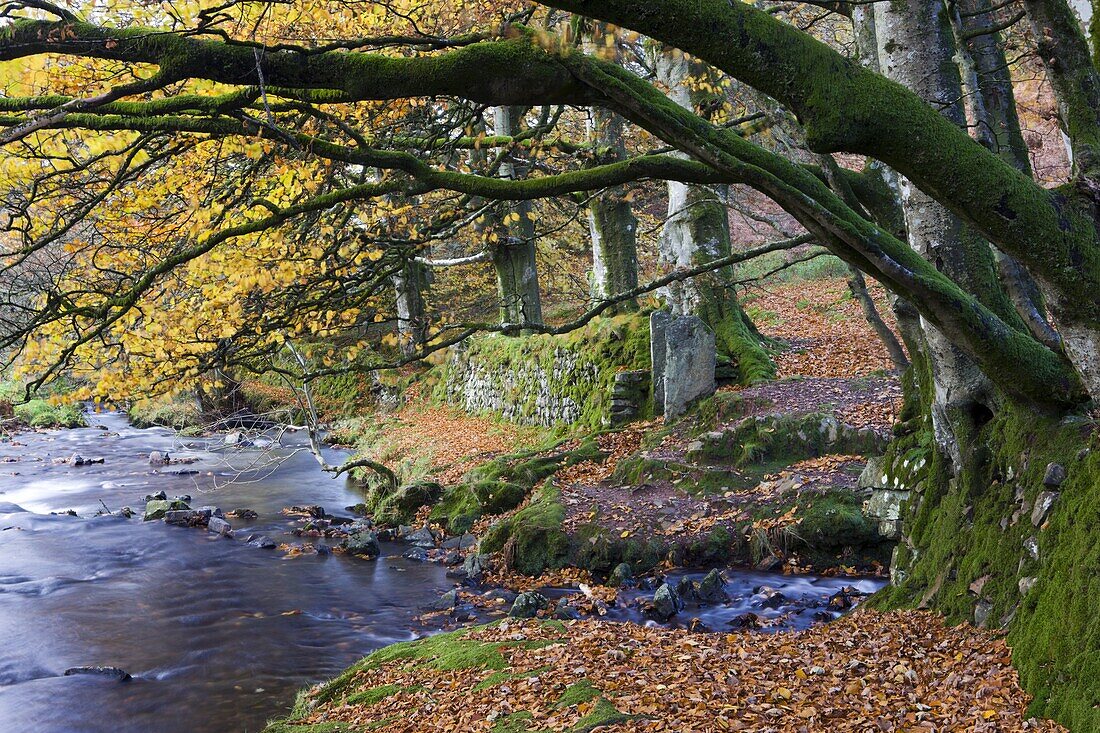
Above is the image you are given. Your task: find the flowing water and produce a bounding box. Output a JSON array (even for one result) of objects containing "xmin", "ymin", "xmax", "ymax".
[{"xmin": 0, "ymin": 412, "xmax": 884, "ymax": 733}]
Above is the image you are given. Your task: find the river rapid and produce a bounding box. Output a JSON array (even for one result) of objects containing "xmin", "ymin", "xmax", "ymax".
[{"xmin": 0, "ymin": 412, "xmax": 883, "ymax": 733}]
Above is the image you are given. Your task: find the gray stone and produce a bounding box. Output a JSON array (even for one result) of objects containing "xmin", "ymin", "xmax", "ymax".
[
  {"xmin": 864, "ymin": 489, "xmax": 911, "ymax": 540},
  {"xmin": 223, "ymin": 431, "xmax": 246, "ymax": 446},
  {"xmin": 430, "ymin": 589, "xmax": 459, "ymax": 611},
  {"xmin": 974, "ymin": 600, "xmax": 993, "ymax": 628},
  {"xmin": 463, "ymin": 553, "xmax": 489, "ymax": 580},
  {"xmin": 207, "ymin": 517, "xmax": 232, "ymax": 536},
  {"xmin": 662, "ymin": 316, "xmax": 716, "ymax": 419},
  {"xmin": 403, "ymin": 547, "xmax": 430, "ymax": 562},
  {"xmin": 553, "ymin": 598, "xmax": 581, "ymax": 620},
  {"xmin": 1031, "ymin": 491, "xmax": 1060, "ymax": 527},
  {"xmin": 441, "ymin": 533, "xmax": 477, "ymax": 550},
  {"xmin": 248, "ymin": 535, "xmax": 277, "ymax": 549},
  {"xmin": 148, "ymin": 451, "xmax": 167, "ymax": 466},
  {"xmin": 1018, "ymin": 576, "xmax": 1038, "ymax": 596},
  {"xmin": 651, "ymin": 583, "xmax": 683, "ymax": 620},
  {"xmin": 696, "ymin": 569, "xmax": 728, "ymax": 603},
  {"xmin": 404, "ymin": 526, "xmax": 436, "ymax": 548},
  {"xmin": 343, "ymin": 529, "xmax": 381, "ymax": 558},
  {"xmin": 1043, "ymin": 462, "xmax": 1067, "ymax": 487},
  {"xmin": 164, "ymin": 508, "xmax": 212, "ymax": 527},
  {"xmin": 509, "ymin": 591, "xmax": 550, "ymax": 618},
  {"xmin": 650, "ymin": 310, "xmax": 672, "ymax": 414},
  {"xmin": 1024, "ymin": 535, "xmax": 1040, "ymax": 560}
]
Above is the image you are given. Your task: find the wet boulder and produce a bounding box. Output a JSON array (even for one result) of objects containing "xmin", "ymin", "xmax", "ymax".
[
  {"xmin": 509, "ymin": 591, "xmax": 550, "ymax": 619},
  {"xmin": 164, "ymin": 508, "xmax": 212, "ymax": 527},
  {"xmin": 651, "ymin": 583, "xmax": 684, "ymax": 621},
  {"xmin": 463, "ymin": 552, "xmax": 490, "ymax": 581},
  {"xmin": 143, "ymin": 498, "xmax": 189, "ymax": 521},
  {"xmin": 403, "ymin": 526, "xmax": 437, "ymax": 549},
  {"xmin": 226, "ymin": 508, "xmax": 258, "ymax": 520},
  {"xmin": 148, "ymin": 451, "xmax": 168, "ymax": 466},
  {"xmin": 207, "ymin": 517, "xmax": 232, "ymax": 536},
  {"xmin": 696, "ymin": 569, "xmax": 728, "ymax": 604},
  {"xmin": 343, "ymin": 529, "xmax": 381, "ymax": 559},
  {"xmin": 608, "ymin": 562, "xmax": 633, "ymax": 588}
]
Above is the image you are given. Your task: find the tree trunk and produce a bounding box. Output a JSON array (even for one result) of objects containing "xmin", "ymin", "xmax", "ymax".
[
  {"xmin": 585, "ymin": 28, "xmax": 639, "ymax": 312},
  {"xmin": 654, "ymin": 50, "xmax": 775, "ymax": 383},
  {"xmin": 491, "ymin": 106, "xmax": 543, "ymax": 328},
  {"xmin": 875, "ymin": 0, "xmax": 1010, "ymax": 468},
  {"xmin": 392, "ymin": 258, "xmax": 430, "ymax": 358}
]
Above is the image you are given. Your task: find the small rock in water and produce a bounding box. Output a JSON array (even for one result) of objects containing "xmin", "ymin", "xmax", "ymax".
[
  {"xmin": 248, "ymin": 535, "xmax": 277, "ymax": 549},
  {"xmin": 607, "ymin": 562, "xmax": 633, "ymax": 588},
  {"xmin": 226, "ymin": 508, "xmax": 258, "ymax": 520},
  {"xmin": 148, "ymin": 451, "xmax": 168, "ymax": 466},
  {"xmin": 342, "ymin": 528, "xmax": 381, "ymax": 559},
  {"xmin": 510, "ymin": 591, "xmax": 550, "ymax": 619},
  {"xmin": 64, "ymin": 666, "xmax": 131, "ymax": 682},
  {"xmin": 403, "ymin": 547, "xmax": 430, "ymax": 562},
  {"xmin": 752, "ymin": 586, "xmax": 789, "ymax": 610},
  {"xmin": 115, "ymin": 507, "xmax": 134, "ymax": 519},
  {"xmin": 316, "ymin": 543, "xmax": 332, "ymax": 556},
  {"xmin": 144, "ymin": 491, "xmax": 168, "ymax": 502},
  {"xmin": 69, "ymin": 454, "xmax": 104, "ymax": 467},
  {"xmin": 651, "ymin": 583, "xmax": 683, "ymax": 621},
  {"xmin": 403, "ymin": 526, "xmax": 436, "ymax": 548},
  {"xmin": 163, "ymin": 508, "xmax": 211, "ymax": 527},
  {"xmin": 696, "ymin": 569, "xmax": 728, "ymax": 604},
  {"xmin": 207, "ymin": 517, "xmax": 232, "ymax": 536},
  {"xmin": 430, "ymin": 589, "xmax": 459, "ymax": 611}
]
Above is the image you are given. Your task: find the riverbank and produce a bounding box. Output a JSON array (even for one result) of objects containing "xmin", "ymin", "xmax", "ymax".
[{"xmin": 265, "ymin": 611, "xmax": 1062, "ymax": 732}]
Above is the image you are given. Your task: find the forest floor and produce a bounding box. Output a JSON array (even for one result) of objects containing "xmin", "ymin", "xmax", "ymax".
[{"xmin": 268, "ymin": 611, "xmax": 1063, "ymax": 733}]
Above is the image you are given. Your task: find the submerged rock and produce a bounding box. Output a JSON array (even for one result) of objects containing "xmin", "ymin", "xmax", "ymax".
[
  {"xmin": 64, "ymin": 666, "xmax": 131, "ymax": 682},
  {"xmin": 247, "ymin": 535, "xmax": 277, "ymax": 549}
]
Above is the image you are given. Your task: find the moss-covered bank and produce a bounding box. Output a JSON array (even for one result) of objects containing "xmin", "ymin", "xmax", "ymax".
[{"xmin": 870, "ymin": 402, "xmax": 1100, "ymax": 730}]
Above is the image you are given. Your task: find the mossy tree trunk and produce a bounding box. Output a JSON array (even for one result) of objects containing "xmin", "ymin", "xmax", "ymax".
[
  {"xmin": 491, "ymin": 106, "xmax": 543, "ymax": 329},
  {"xmin": 584, "ymin": 27, "xmax": 639, "ymax": 313},
  {"xmin": 653, "ymin": 49, "xmax": 775, "ymax": 384},
  {"xmin": 392, "ymin": 258, "xmax": 430, "ymax": 359}
]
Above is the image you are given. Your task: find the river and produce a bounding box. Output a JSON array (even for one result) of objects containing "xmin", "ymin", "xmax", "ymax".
[{"xmin": 0, "ymin": 411, "xmax": 884, "ymax": 733}]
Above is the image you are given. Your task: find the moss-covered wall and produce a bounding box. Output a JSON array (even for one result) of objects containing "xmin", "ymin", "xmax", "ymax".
[
  {"xmin": 872, "ymin": 403, "xmax": 1100, "ymax": 731},
  {"xmin": 436, "ymin": 314, "xmax": 651, "ymax": 428}
]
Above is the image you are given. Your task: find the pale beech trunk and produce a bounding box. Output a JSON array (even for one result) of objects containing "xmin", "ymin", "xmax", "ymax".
[
  {"xmin": 875, "ymin": 0, "xmax": 1001, "ymax": 466},
  {"xmin": 491, "ymin": 106, "xmax": 543, "ymax": 327}
]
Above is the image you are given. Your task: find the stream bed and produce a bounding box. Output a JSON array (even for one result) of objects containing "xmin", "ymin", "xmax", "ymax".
[{"xmin": 0, "ymin": 412, "xmax": 883, "ymax": 733}]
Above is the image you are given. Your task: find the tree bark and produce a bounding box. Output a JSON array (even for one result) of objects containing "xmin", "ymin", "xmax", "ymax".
[
  {"xmin": 491, "ymin": 106, "xmax": 543, "ymax": 328},
  {"xmin": 392, "ymin": 258, "xmax": 430, "ymax": 358},
  {"xmin": 584, "ymin": 28, "xmax": 639, "ymax": 312}
]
